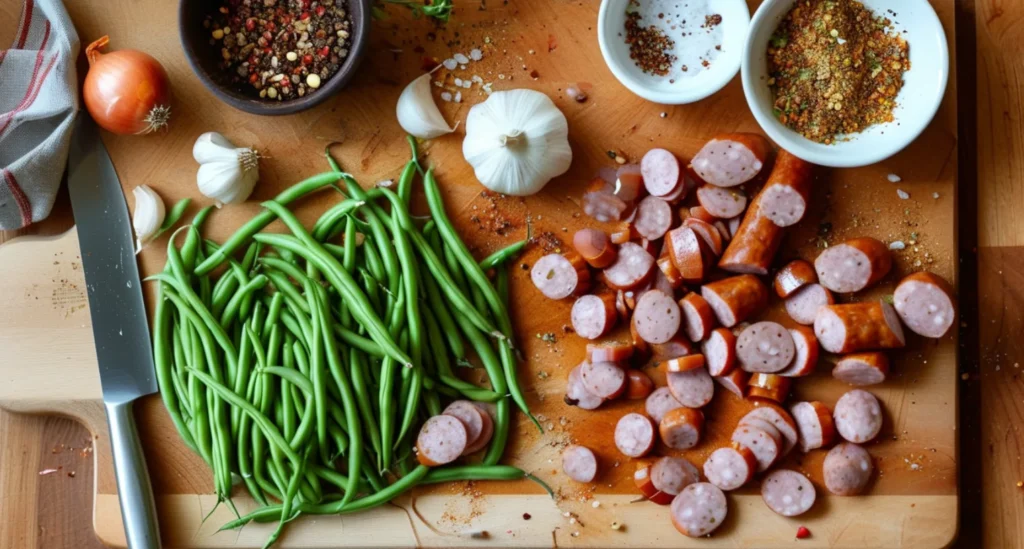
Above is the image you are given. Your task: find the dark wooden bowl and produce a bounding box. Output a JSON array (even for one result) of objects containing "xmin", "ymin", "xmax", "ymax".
[{"xmin": 178, "ymin": 0, "xmax": 371, "ymax": 116}]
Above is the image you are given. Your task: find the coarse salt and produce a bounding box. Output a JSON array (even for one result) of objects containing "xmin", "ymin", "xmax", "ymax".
[
  {"xmin": 889, "ymin": 241, "xmax": 906, "ymax": 250},
  {"xmin": 442, "ymin": 58, "xmax": 458, "ymax": 70},
  {"xmin": 897, "ymin": 189, "xmax": 910, "ymax": 200},
  {"xmin": 454, "ymin": 91, "xmax": 462, "ymax": 103},
  {"xmin": 454, "ymin": 78, "xmax": 463, "ymax": 86},
  {"xmin": 440, "ymin": 92, "xmax": 453, "ymax": 102},
  {"xmin": 933, "ymin": 192, "xmax": 940, "ymax": 199},
  {"xmin": 454, "ymin": 53, "xmax": 470, "ymax": 64},
  {"xmin": 462, "ymin": 80, "xmax": 472, "ymax": 88},
  {"xmin": 469, "ymin": 48, "xmax": 483, "ymax": 61},
  {"xmin": 887, "ymin": 173, "xmax": 902, "ymax": 183}
]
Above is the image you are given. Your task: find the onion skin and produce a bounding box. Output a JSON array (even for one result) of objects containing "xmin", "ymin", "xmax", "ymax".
[{"xmin": 84, "ymin": 36, "xmax": 172, "ymax": 135}]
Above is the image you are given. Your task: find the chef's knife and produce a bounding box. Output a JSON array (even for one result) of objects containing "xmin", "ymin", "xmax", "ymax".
[{"xmin": 67, "ymin": 113, "xmax": 162, "ymax": 549}]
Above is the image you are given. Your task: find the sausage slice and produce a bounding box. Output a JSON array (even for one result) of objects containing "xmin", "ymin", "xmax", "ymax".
[
  {"xmin": 586, "ymin": 341, "xmax": 635, "ymax": 364},
  {"xmin": 462, "ymin": 403, "xmax": 495, "ymax": 455},
  {"xmin": 731, "ymin": 423, "xmax": 781, "ymax": 472},
  {"xmin": 714, "ymin": 369, "xmax": 750, "ymax": 399},
  {"xmin": 785, "ymin": 283, "xmax": 835, "ymax": 325},
  {"xmin": 638, "ymin": 456, "xmax": 701, "ymax": 505},
  {"xmin": 747, "ymin": 373, "xmax": 792, "ymax": 404},
  {"xmin": 562, "ymin": 444, "xmax": 599, "ymax": 483},
  {"xmin": 614, "ymin": 412, "xmax": 657, "ymax": 457},
  {"xmin": 580, "ymin": 360, "xmax": 627, "ymax": 399},
  {"xmin": 697, "ymin": 185, "xmax": 747, "ymax": 219},
  {"xmin": 790, "ymin": 401, "xmax": 836, "ymax": 452},
  {"xmin": 758, "ymin": 150, "xmax": 815, "ymax": 227},
  {"xmin": 814, "ymin": 301, "xmax": 906, "ymax": 353},
  {"xmin": 646, "ymin": 386, "xmax": 684, "ymax": 423},
  {"xmin": 571, "ymin": 292, "xmax": 619, "ymax": 340},
  {"xmin": 582, "ymin": 178, "xmax": 629, "ymax": 222},
  {"xmin": 736, "ymin": 321, "xmax": 797, "ymax": 373},
  {"xmin": 641, "ymin": 148, "xmax": 682, "ymax": 197},
  {"xmin": 659, "ymin": 407, "xmax": 705, "ymax": 449},
  {"xmin": 683, "ymin": 217, "xmax": 725, "ymax": 257},
  {"xmin": 625, "ymin": 370, "xmax": 655, "ymax": 400},
  {"xmin": 679, "ymin": 292, "xmax": 717, "ymax": 343},
  {"xmin": 634, "ymin": 196, "xmax": 675, "ymax": 240},
  {"xmin": 565, "ymin": 363, "xmax": 604, "ymax": 410},
  {"xmin": 671, "ymin": 483, "xmax": 729, "ymax": 537},
  {"xmin": 691, "ymin": 133, "xmax": 770, "ymax": 187},
  {"xmin": 823, "ymin": 443, "xmax": 874, "ymax": 496},
  {"xmin": 633, "ymin": 289, "xmax": 683, "ymax": 345},
  {"xmin": 573, "ymin": 228, "xmax": 618, "ymax": 269},
  {"xmin": 774, "ymin": 259, "xmax": 817, "ymax": 298},
  {"xmin": 665, "ymin": 226, "xmax": 713, "ymax": 284},
  {"xmin": 703, "ymin": 327, "xmax": 738, "ymax": 376},
  {"xmin": 834, "ymin": 389, "xmax": 883, "ymax": 443},
  {"xmin": 651, "ymin": 334, "xmax": 697, "ymax": 364},
  {"xmin": 833, "ymin": 352, "xmax": 890, "ymax": 386},
  {"xmin": 667, "ymin": 367, "xmax": 715, "ymax": 408},
  {"xmin": 893, "ymin": 271, "xmax": 957, "ymax": 338},
  {"xmin": 778, "ymin": 325, "xmax": 820, "ymax": 377},
  {"xmin": 740, "ymin": 404, "xmax": 799, "ymax": 456},
  {"xmin": 701, "ymin": 274, "xmax": 769, "ymax": 328},
  {"xmin": 761, "ymin": 469, "xmax": 816, "ymax": 516},
  {"xmin": 416, "ymin": 415, "xmax": 468, "ymax": 466},
  {"xmin": 603, "ymin": 242, "xmax": 656, "ymax": 291},
  {"xmin": 814, "ymin": 237, "xmax": 893, "ymax": 293},
  {"xmin": 531, "ymin": 253, "xmax": 590, "ymax": 299},
  {"xmin": 443, "ymin": 400, "xmax": 487, "ymax": 454},
  {"xmin": 703, "ymin": 444, "xmax": 757, "ymax": 491}
]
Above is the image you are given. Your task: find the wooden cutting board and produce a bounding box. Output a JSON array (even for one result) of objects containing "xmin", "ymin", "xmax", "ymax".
[{"xmin": 0, "ymin": 0, "xmax": 960, "ymax": 546}]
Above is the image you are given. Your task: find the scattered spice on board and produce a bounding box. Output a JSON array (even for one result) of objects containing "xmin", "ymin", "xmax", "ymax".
[
  {"xmin": 767, "ymin": 0, "xmax": 910, "ymax": 143},
  {"xmin": 205, "ymin": 0, "xmax": 353, "ymax": 101}
]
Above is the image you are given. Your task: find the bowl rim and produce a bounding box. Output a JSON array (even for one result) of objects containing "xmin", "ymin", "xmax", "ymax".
[
  {"xmin": 596, "ymin": 0, "xmax": 750, "ymax": 105},
  {"xmin": 740, "ymin": 0, "xmax": 950, "ymax": 168},
  {"xmin": 177, "ymin": 0, "xmax": 373, "ymax": 116}
]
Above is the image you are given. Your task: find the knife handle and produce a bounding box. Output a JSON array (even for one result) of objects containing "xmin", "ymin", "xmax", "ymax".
[{"xmin": 106, "ymin": 399, "xmax": 162, "ymax": 549}]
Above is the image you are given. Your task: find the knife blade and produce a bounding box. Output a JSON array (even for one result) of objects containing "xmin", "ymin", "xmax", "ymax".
[{"xmin": 67, "ymin": 113, "xmax": 162, "ymax": 549}]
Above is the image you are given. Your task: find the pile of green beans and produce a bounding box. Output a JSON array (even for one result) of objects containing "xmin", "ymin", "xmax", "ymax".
[{"xmin": 151, "ymin": 138, "xmax": 543, "ymax": 547}]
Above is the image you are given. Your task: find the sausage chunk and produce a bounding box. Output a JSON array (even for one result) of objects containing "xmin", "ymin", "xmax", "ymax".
[
  {"xmin": 823, "ymin": 443, "xmax": 874, "ymax": 496},
  {"xmin": 833, "ymin": 389, "xmax": 883, "ymax": 443},
  {"xmin": 562, "ymin": 444, "xmax": 599, "ymax": 483},
  {"xmin": 893, "ymin": 271, "xmax": 957, "ymax": 338},
  {"xmin": 814, "ymin": 237, "xmax": 893, "ymax": 293},
  {"xmin": 814, "ymin": 301, "xmax": 906, "ymax": 353}
]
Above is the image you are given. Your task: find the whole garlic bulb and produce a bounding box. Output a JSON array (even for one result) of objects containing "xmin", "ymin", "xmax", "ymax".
[
  {"xmin": 193, "ymin": 131, "xmax": 260, "ymax": 207},
  {"xmin": 462, "ymin": 89, "xmax": 572, "ymax": 196},
  {"xmin": 132, "ymin": 184, "xmax": 165, "ymax": 254}
]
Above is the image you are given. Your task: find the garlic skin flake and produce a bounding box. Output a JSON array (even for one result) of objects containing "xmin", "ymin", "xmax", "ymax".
[
  {"xmin": 462, "ymin": 89, "xmax": 572, "ymax": 196},
  {"xmin": 396, "ymin": 72, "xmax": 455, "ymax": 139},
  {"xmin": 193, "ymin": 131, "xmax": 260, "ymax": 207},
  {"xmin": 132, "ymin": 184, "xmax": 165, "ymax": 254}
]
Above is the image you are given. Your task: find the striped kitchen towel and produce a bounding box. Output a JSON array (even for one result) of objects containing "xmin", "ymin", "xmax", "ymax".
[{"xmin": 0, "ymin": 0, "xmax": 78, "ymax": 230}]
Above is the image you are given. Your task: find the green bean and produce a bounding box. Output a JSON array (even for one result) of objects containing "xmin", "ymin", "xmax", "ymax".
[
  {"xmin": 304, "ymin": 284, "xmax": 330, "ymax": 466},
  {"xmin": 478, "ymin": 239, "xmax": 528, "ymax": 270},
  {"xmin": 262, "ymin": 293, "xmax": 284, "ymax": 340},
  {"xmin": 195, "ymin": 171, "xmax": 343, "ymax": 276},
  {"xmin": 218, "ymin": 274, "xmax": 268, "ymax": 328},
  {"xmin": 348, "ymin": 348, "xmax": 383, "ymax": 461},
  {"xmin": 329, "ymin": 323, "xmax": 383, "ymax": 358},
  {"xmin": 181, "ymin": 206, "xmax": 214, "ymax": 271},
  {"xmin": 421, "ymin": 465, "xmax": 527, "ymax": 484},
  {"xmin": 310, "ymin": 196, "xmax": 374, "ymax": 241},
  {"xmin": 496, "ymin": 266, "xmax": 510, "ymax": 307},
  {"xmin": 264, "ymin": 270, "xmax": 309, "ymax": 316},
  {"xmin": 153, "ymin": 289, "xmax": 197, "ymax": 452}
]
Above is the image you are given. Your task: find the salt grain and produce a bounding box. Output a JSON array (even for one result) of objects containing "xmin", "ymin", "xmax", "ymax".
[
  {"xmin": 469, "ymin": 48, "xmax": 483, "ymax": 61},
  {"xmin": 889, "ymin": 241, "xmax": 906, "ymax": 250},
  {"xmin": 454, "ymin": 91, "xmax": 462, "ymax": 103},
  {"xmin": 442, "ymin": 58, "xmax": 458, "ymax": 70},
  {"xmin": 454, "ymin": 78, "xmax": 463, "ymax": 86},
  {"xmin": 887, "ymin": 173, "xmax": 902, "ymax": 183},
  {"xmin": 462, "ymin": 80, "xmax": 472, "ymax": 88},
  {"xmin": 454, "ymin": 53, "xmax": 470, "ymax": 64},
  {"xmin": 933, "ymin": 192, "xmax": 940, "ymax": 199},
  {"xmin": 897, "ymin": 189, "xmax": 910, "ymax": 200},
  {"xmin": 441, "ymin": 91, "xmax": 453, "ymax": 102}
]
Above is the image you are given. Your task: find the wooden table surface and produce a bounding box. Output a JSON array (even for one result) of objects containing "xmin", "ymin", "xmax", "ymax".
[{"xmin": 0, "ymin": 0, "xmax": 1019, "ymax": 547}]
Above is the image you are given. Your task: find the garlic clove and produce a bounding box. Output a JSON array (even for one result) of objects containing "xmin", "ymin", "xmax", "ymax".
[
  {"xmin": 193, "ymin": 132, "xmax": 260, "ymax": 207},
  {"xmin": 396, "ymin": 72, "xmax": 455, "ymax": 139},
  {"xmin": 132, "ymin": 184, "xmax": 166, "ymax": 254},
  {"xmin": 193, "ymin": 131, "xmax": 238, "ymax": 163},
  {"xmin": 197, "ymin": 160, "xmax": 243, "ymax": 208}
]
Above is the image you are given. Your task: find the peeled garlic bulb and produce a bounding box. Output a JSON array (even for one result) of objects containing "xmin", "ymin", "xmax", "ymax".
[
  {"xmin": 396, "ymin": 72, "xmax": 455, "ymax": 139},
  {"xmin": 132, "ymin": 184, "xmax": 165, "ymax": 254},
  {"xmin": 462, "ymin": 89, "xmax": 572, "ymax": 196},
  {"xmin": 192, "ymin": 131, "xmax": 260, "ymax": 207}
]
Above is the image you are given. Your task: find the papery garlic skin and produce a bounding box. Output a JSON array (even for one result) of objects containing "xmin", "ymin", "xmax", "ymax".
[
  {"xmin": 397, "ymin": 72, "xmax": 455, "ymax": 139},
  {"xmin": 462, "ymin": 89, "xmax": 572, "ymax": 196},
  {"xmin": 193, "ymin": 131, "xmax": 260, "ymax": 207},
  {"xmin": 132, "ymin": 184, "xmax": 165, "ymax": 254}
]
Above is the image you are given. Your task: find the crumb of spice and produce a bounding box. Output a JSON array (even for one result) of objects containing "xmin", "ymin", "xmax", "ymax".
[
  {"xmin": 624, "ymin": 10, "xmax": 676, "ymax": 76},
  {"xmin": 523, "ymin": 513, "xmax": 532, "ymax": 520},
  {"xmin": 206, "ymin": 0, "xmax": 353, "ymax": 101},
  {"xmin": 767, "ymin": 0, "xmax": 910, "ymax": 143}
]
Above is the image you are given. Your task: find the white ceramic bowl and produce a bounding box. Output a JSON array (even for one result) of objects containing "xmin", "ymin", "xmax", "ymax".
[
  {"xmin": 597, "ymin": 0, "xmax": 751, "ymax": 105},
  {"xmin": 741, "ymin": 0, "xmax": 949, "ymax": 168}
]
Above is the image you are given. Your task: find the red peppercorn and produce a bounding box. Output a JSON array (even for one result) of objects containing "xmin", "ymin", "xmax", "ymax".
[
  {"xmin": 315, "ymin": 5, "xmax": 326, "ymax": 17},
  {"xmin": 318, "ymin": 46, "xmax": 330, "ymax": 57},
  {"xmin": 263, "ymin": 47, "xmax": 273, "ymax": 55},
  {"xmin": 301, "ymin": 0, "xmax": 311, "ymax": 9},
  {"xmin": 796, "ymin": 526, "xmax": 810, "ymax": 540},
  {"xmin": 300, "ymin": 11, "xmax": 311, "ymax": 21},
  {"xmin": 262, "ymin": 30, "xmax": 273, "ymax": 41},
  {"xmin": 244, "ymin": 18, "xmax": 256, "ymax": 32},
  {"xmin": 248, "ymin": 72, "xmax": 259, "ymax": 84},
  {"xmin": 248, "ymin": 55, "xmax": 258, "ymax": 65},
  {"xmin": 281, "ymin": 14, "xmax": 292, "ymax": 25},
  {"xmin": 265, "ymin": 21, "xmax": 276, "ymax": 32},
  {"xmin": 302, "ymin": 54, "xmax": 313, "ymax": 65}
]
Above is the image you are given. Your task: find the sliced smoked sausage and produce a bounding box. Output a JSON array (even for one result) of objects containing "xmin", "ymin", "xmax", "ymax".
[
  {"xmin": 665, "ymin": 226, "xmax": 713, "ymax": 284},
  {"xmin": 625, "ymin": 369, "xmax": 655, "ymax": 400},
  {"xmin": 703, "ymin": 327, "xmax": 738, "ymax": 376},
  {"xmin": 603, "ymin": 241, "xmax": 656, "ymax": 291},
  {"xmin": 759, "ymin": 150, "xmax": 815, "ymax": 227},
  {"xmin": 740, "ymin": 404, "xmax": 799, "ymax": 456},
  {"xmin": 634, "ymin": 196, "xmax": 674, "ymax": 240},
  {"xmin": 667, "ymin": 367, "xmax": 715, "ymax": 408},
  {"xmin": 833, "ymin": 389, "xmax": 883, "ymax": 443},
  {"xmin": 691, "ymin": 133, "xmax": 770, "ymax": 187},
  {"xmin": 833, "ymin": 352, "xmax": 890, "ymax": 386},
  {"xmin": 697, "ymin": 185, "xmax": 747, "ymax": 219},
  {"xmin": 571, "ymin": 292, "xmax": 619, "ymax": 340},
  {"xmin": 814, "ymin": 237, "xmax": 893, "ymax": 293},
  {"xmin": 586, "ymin": 341, "xmax": 635, "ymax": 364},
  {"xmin": 718, "ymin": 192, "xmax": 785, "ymax": 275},
  {"xmin": 671, "ymin": 483, "xmax": 729, "ymax": 537},
  {"xmin": 701, "ymin": 274, "xmax": 769, "ymax": 328},
  {"xmin": 893, "ymin": 271, "xmax": 957, "ymax": 338},
  {"xmin": 582, "ymin": 178, "xmax": 629, "ymax": 222},
  {"xmin": 680, "ymin": 292, "xmax": 717, "ymax": 342},
  {"xmin": 790, "ymin": 401, "xmax": 836, "ymax": 452},
  {"xmin": 714, "ymin": 368, "xmax": 750, "ymax": 399},
  {"xmin": 731, "ymin": 423, "xmax": 782, "ymax": 472},
  {"xmin": 565, "ymin": 363, "xmax": 604, "ymax": 410},
  {"xmin": 580, "ymin": 360, "xmax": 627, "ymax": 399},
  {"xmin": 651, "ymin": 334, "xmax": 697, "ymax": 364},
  {"xmin": 641, "ymin": 148, "xmax": 682, "ymax": 197},
  {"xmin": 646, "ymin": 386, "xmax": 684, "ymax": 423},
  {"xmin": 747, "ymin": 373, "xmax": 792, "ymax": 404},
  {"xmin": 416, "ymin": 415, "xmax": 468, "ymax": 466},
  {"xmin": 785, "ymin": 283, "xmax": 835, "ymax": 325},
  {"xmin": 823, "ymin": 443, "xmax": 874, "ymax": 496},
  {"xmin": 683, "ymin": 217, "xmax": 725, "ymax": 257},
  {"xmin": 659, "ymin": 407, "xmax": 705, "ymax": 449},
  {"xmin": 662, "ymin": 354, "xmax": 707, "ymax": 373},
  {"xmin": 463, "ymin": 403, "xmax": 495, "ymax": 455},
  {"xmin": 642, "ymin": 457, "xmax": 700, "ymax": 504},
  {"xmin": 703, "ymin": 445, "xmax": 757, "ymax": 491},
  {"xmin": 814, "ymin": 301, "xmax": 906, "ymax": 353},
  {"xmin": 614, "ymin": 412, "xmax": 657, "ymax": 457},
  {"xmin": 633, "ymin": 289, "xmax": 683, "ymax": 344},
  {"xmin": 443, "ymin": 401, "xmax": 487, "ymax": 455},
  {"xmin": 531, "ymin": 252, "xmax": 590, "ymax": 299},
  {"xmin": 562, "ymin": 444, "xmax": 599, "ymax": 483},
  {"xmin": 778, "ymin": 325, "xmax": 820, "ymax": 377},
  {"xmin": 761, "ymin": 469, "xmax": 816, "ymax": 516},
  {"xmin": 736, "ymin": 321, "xmax": 797, "ymax": 373},
  {"xmin": 573, "ymin": 228, "xmax": 618, "ymax": 269},
  {"xmin": 774, "ymin": 259, "xmax": 817, "ymax": 298}
]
